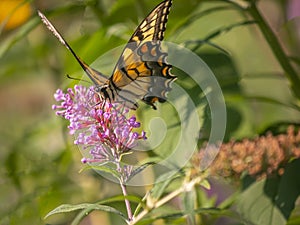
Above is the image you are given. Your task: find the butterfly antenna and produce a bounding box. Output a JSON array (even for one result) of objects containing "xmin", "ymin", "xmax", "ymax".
[
  {"xmin": 66, "ymin": 74, "xmax": 92, "ymax": 84},
  {"xmin": 38, "ymin": 11, "xmax": 84, "ymax": 66},
  {"xmin": 37, "ymin": 10, "xmax": 107, "ymax": 84}
]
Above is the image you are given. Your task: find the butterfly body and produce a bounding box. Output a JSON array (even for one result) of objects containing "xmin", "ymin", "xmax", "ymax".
[{"xmin": 38, "ymin": 0, "xmax": 175, "ymax": 110}]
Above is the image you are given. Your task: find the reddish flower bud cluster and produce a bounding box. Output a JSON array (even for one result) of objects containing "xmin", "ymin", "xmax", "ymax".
[{"xmin": 195, "ymin": 126, "xmax": 300, "ymax": 180}]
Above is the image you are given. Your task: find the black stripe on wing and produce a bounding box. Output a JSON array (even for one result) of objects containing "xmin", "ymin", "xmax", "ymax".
[
  {"xmin": 130, "ymin": 0, "xmax": 172, "ymax": 42},
  {"xmin": 110, "ymin": 0, "xmax": 173, "ymax": 83},
  {"xmin": 108, "ymin": 41, "xmax": 176, "ymax": 109},
  {"xmin": 106, "ymin": 0, "xmax": 174, "ymax": 109}
]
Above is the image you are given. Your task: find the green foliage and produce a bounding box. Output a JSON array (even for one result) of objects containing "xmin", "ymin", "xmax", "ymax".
[
  {"xmin": 1, "ymin": 0, "xmax": 300, "ymax": 224},
  {"xmin": 45, "ymin": 203, "xmax": 126, "ymax": 221},
  {"xmin": 237, "ymin": 159, "xmax": 300, "ymax": 225}
]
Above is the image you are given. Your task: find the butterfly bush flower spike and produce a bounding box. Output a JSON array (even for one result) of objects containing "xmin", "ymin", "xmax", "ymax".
[{"xmin": 53, "ymin": 85, "xmax": 147, "ymax": 164}]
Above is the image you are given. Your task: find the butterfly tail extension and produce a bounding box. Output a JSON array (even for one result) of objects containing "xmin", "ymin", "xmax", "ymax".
[{"xmin": 37, "ymin": 11, "xmax": 107, "ymax": 85}]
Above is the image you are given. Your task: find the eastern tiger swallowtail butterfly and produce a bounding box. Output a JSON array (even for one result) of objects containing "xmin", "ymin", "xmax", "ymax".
[{"xmin": 38, "ymin": 0, "xmax": 176, "ymax": 110}]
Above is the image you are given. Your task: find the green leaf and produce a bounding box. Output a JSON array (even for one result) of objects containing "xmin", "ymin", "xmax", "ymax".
[
  {"xmin": 0, "ymin": 18, "xmax": 38, "ymax": 58},
  {"xmin": 275, "ymin": 159, "xmax": 300, "ymax": 219},
  {"xmin": 98, "ymin": 194, "xmax": 143, "ymax": 206},
  {"xmin": 183, "ymin": 189, "xmax": 197, "ymax": 225},
  {"xmin": 199, "ymin": 179, "xmax": 211, "ymax": 190},
  {"xmin": 45, "ymin": 203, "xmax": 126, "ymax": 219},
  {"xmin": 125, "ymin": 162, "xmax": 155, "ymax": 183},
  {"xmin": 217, "ymin": 191, "xmax": 240, "ymax": 209},
  {"xmin": 172, "ymin": 5, "xmax": 233, "ymax": 37},
  {"xmin": 184, "ymin": 20, "xmax": 256, "ymax": 52},
  {"xmin": 135, "ymin": 207, "xmax": 233, "ymax": 225},
  {"xmin": 237, "ymin": 179, "xmax": 286, "ymax": 225},
  {"xmin": 194, "ymin": 184, "xmax": 218, "ymax": 209},
  {"xmin": 287, "ymin": 207, "xmax": 300, "ymax": 225},
  {"xmin": 184, "ymin": 39, "xmax": 230, "ymax": 55},
  {"xmin": 237, "ymin": 159, "xmax": 300, "ymax": 225},
  {"xmin": 193, "ymin": 207, "xmax": 233, "ymax": 216},
  {"xmin": 243, "ymin": 95, "xmax": 300, "ymax": 111},
  {"xmin": 70, "ymin": 195, "xmax": 143, "ymax": 225},
  {"xmin": 80, "ymin": 163, "xmax": 121, "ymax": 181},
  {"xmin": 150, "ymin": 170, "xmax": 184, "ymax": 200}
]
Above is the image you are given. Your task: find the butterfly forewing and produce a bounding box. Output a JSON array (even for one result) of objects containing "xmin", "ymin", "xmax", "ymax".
[
  {"xmin": 130, "ymin": 0, "xmax": 171, "ymax": 42},
  {"xmin": 39, "ymin": 0, "xmax": 175, "ymax": 110},
  {"xmin": 108, "ymin": 0, "xmax": 176, "ymax": 109}
]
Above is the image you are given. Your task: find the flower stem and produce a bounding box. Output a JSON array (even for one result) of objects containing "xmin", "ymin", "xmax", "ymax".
[
  {"xmin": 116, "ymin": 159, "xmax": 133, "ymax": 221},
  {"xmin": 247, "ymin": 1, "xmax": 300, "ymax": 98},
  {"xmin": 120, "ymin": 181, "xmax": 133, "ymax": 221}
]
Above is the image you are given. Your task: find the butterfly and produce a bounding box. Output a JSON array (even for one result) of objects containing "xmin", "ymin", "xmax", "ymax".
[{"xmin": 38, "ymin": 0, "xmax": 176, "ymax": 110}]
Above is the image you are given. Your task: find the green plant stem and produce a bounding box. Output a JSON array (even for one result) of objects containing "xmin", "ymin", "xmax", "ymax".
[
  {"xmin": 116, "ymin": 159, "xmax": 133, "ymax": 222},
  {"xmin": 120, "ymin": 182, "xmax": 133, "ymax": 222},
  {"xmin": 129, "ymin": 176, "xmax": 203, "ymax": 225},
  {"xmin": 247, "ymin": 1, "xmax": 300, "ymax": 98}
]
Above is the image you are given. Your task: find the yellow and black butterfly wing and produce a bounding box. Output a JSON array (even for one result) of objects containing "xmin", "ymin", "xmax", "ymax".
[
  {"xmin": 38, "ymin": 0, "xmax": 175, "ymax": 109},
  {"xmin": 129, "ymin": 0, "xmax": 172, "ymax": 43},
  {"xmin": 107, "ymin": 0, "xmax": 176, "ymax": 109}
]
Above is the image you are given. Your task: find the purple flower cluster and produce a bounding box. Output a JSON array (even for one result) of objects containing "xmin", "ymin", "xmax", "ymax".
[{"xmin": 52, "ymin": 85, "xmax": 146, "ymax": 164}]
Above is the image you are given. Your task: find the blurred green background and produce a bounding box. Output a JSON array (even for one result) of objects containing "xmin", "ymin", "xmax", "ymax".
[{"xmin": 1, "ymin": 0, "xmax": 300, "ymax": 224}]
